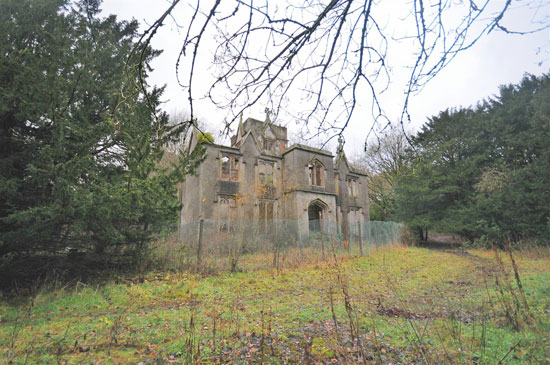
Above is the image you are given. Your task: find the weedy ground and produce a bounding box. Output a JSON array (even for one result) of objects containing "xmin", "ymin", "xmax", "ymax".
[{"xmin": 1, "ymin": 244, "xmax": 549, "ymax": 363}]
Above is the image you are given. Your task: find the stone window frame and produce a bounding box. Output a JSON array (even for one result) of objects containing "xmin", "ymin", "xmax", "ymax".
[
  {"xmin": 218, "ymin": 196, "xmax": 237, "ymax": 232},
  {"xmin": 347, "ymin": 177, "xmax": 359, "ymax": 198},
  {"xmin": 263, "ymin": 138, "xmax": 275, "ymax": 152},
  {"xmin": 308, "ymin": 159, "xmax": 324, "ymax": 187},
  {"xmin": 220, "ymin": 153, "xmax": 240, "ymax": 181},
  {"xmin": 258, "ymin": 200, "xmax": 275, "ymax": 234},
  {"xmin": 258, "ymin": 159, "xmax": 276, "ymax": 199},
  {"xmin": 258, "ymin": 160, "xmax": 275, "ymax": 186}
]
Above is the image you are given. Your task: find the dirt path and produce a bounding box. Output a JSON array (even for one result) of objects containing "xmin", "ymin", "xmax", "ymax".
[{"xmin": 417, "ymin": 234, "xmax": 464, "ymax": 250}]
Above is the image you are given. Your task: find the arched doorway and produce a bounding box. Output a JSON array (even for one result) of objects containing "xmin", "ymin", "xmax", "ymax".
[{"xmin": 308, "ymin": 200, "xmax": 327, "ymax": 232}]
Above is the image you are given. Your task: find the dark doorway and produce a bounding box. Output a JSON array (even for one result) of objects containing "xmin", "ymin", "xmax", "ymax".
[{"xmin": 308, "ymin": 201, "xmax": 325, "ymax": 232}]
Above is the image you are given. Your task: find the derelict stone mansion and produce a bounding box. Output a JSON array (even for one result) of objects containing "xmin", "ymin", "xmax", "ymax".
[{"xmin": 179, "ymin": 113, "xmax": 369, "ymax": 240}]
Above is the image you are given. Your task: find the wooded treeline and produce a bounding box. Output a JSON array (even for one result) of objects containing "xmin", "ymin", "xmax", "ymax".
[
  {"xmin": 0, "ymin": 0, "xmax": 203, "ymax": 273},
  {"xmin": 367, "ymin": 74, "xmax": 550, "ymax": 245}
]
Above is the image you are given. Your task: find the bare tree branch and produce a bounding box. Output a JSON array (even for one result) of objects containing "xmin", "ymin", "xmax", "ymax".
[{"xmin": 133, "ymin": 0, "xmax": 549, "ymax": 146}]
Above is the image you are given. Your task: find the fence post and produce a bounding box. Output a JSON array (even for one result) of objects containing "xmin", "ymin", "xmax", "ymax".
[
  {"xmin": 350, "ymin": 223, "xmax": 353, "ymax": 252},
  {"xmin": 321, "ymin": 230, "xmax": 325, "ymax": 258},
  {"xmin": 358, "ymin": 221, "xmax": 363, "ymax": 256},
  {"xmin": 273, "ymin": 220, "xmax": 280, "ymax": 269},
  {"xmin": 197, "ymin": 219, "xmax": 204, "ymax": 269}
]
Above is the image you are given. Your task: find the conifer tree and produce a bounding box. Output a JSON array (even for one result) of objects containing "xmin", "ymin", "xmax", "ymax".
[
  {"xmin": 0, "ymin": 0, "xmax": 204, "ymax": 259},
  {"xmin": 394, "ymin": 74, "xmax": 550, "ymax": 244}
]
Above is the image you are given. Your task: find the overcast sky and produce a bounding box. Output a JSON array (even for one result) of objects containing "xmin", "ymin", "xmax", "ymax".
[{"xmin": 101, "ymin": 0, "xmax": 550, "ymax": 156}]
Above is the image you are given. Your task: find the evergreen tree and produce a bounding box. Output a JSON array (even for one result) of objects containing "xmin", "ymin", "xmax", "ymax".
[
  {"xmin": 394, "ymin": 74, "xmax": 550, "ymax": 244},
  {"xmin": 471, "ymin": 75, "xmax": 550, "ymax": 242},
  {"xmin": 0, "ymin": 0, "xmax": 204, "ymax": 259}
]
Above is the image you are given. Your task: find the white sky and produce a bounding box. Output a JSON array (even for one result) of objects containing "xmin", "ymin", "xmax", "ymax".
[{"xmin": 101, "ymin": 0, "xmax": 550, "ymax": 156}]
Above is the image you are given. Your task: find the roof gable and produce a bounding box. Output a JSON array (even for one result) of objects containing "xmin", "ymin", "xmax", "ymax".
[{"xmin": 335, "ymin": 148, "xmax": 367, "ymax": 176}]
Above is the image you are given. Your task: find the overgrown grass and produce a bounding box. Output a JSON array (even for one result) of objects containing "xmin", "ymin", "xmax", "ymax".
[{"xmin": 1, "ymin": 244, "xmax": 549, "ymax": 363}]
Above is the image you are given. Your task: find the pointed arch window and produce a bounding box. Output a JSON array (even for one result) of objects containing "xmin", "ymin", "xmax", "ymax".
[{"xmin": 308, "ymin": 160, "xmax": 324, "ymax": 187}]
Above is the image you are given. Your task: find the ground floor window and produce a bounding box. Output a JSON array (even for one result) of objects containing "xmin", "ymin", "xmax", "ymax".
[
  {"xmin": 258, "ymin": 201, "xmax": 274, "ymax": 234},
  {"xmin": 219, "ymin": 196, "xmax": 237, "ymax": 231}
]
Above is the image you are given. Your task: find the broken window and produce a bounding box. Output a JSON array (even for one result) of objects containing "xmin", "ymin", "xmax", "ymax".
[
  {"xmin": 258, "ymin": 201, "xmax": 274, "ymax": 234},
  {"xmin": 259, "ymin": 160, "xmax": 275, "ymax": 198},
  {"xmin": 221, "ymin": 154, "xmax": 239, "ymax": 181},
  {"xmin": 219, "ymin": 196, "xmax": 237, "ymax": 231},
  {"xmin": 259, "ymin": 160, "xmax": 274, "ymax": 185},
  {"xmin": 263, "ymin": 139, "xmax": 274, "ymax": 152},
  {"xmin": 308, "ymin": 160, "xmax": 324, "ymax": 186}
]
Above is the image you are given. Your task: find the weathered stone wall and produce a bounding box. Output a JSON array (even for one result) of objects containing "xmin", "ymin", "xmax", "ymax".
[
  {"xmin": 281, "ymin": 144, "xmax": 335, "ymax": 193},
  {"xmin": 179, "ymin": 118, "xmax": 369, "ymax": 239},
  {"xmin": 335, "ymin": 154, "xmax": 369, "ymax": 241}
]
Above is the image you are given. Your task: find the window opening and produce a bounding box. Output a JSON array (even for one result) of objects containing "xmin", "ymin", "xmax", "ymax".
[
  {"xmin": 221, "ymin": 154, "xmax": 239, "ymax": 181},
  {"xmin": 308, "ymin": 160, "xmax": 324, "ymax": 186},
  {"xmin": 219, "ymin": 196, "xmax": 236, "ymax": 231},
  {"xmin": 263, "ymin": 139, "xmax": 274, "ymax": 152},
  {"xmin": 347, "ymin": 178, "xmax": 358, "ymax": 198},
  {"xmin": 259, "ymin": 201, "xmax": 274, "ymax": 234},
  {"xmin": 259, "ymin": 160, "xmax": 275, "ymax": 198}
]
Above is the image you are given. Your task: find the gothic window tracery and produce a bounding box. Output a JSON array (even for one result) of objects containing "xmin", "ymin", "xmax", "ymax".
[{"xmin": 308, "ymin": 160, "xmax": 324, "ymax": 187}]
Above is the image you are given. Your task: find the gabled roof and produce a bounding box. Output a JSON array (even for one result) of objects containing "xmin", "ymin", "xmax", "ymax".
[
  {"xmin": 335, "ymin": 148, "xmax": 367, "ymax": 176},
  {"xmin": 282, "ymin": 143, "xmax": 333, "ymax": 157},
  {"xmin": 240, "ymin": 129, "xmax": 262, "ymax": 153}
]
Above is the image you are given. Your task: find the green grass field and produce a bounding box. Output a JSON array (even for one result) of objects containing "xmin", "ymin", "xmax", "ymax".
[{"xmin": 1, "ymin": 245, "xmax": 549, "ymax": 363}]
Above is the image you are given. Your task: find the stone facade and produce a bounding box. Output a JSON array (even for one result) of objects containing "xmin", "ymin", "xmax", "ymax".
[{"xmin": 180, "ymin": 115, "xmax": 369, "ymax": 240}]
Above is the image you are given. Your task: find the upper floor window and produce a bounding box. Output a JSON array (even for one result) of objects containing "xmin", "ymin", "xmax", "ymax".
[
  {"xmin": 221, "ymin": 154, "xmax": 239, "ymax": 181},
  {"xmin": 258, "ymin": 160, "xmax": 275, "ymax": 186},
  {"xmin": 263, "ymin": 139, "xmax": 274, "ymax": 152},
  {"xmin": 259, "ymin": 160, "xmax": 275, "ymax": 199},
  {"xmin": 308, "ymin": 160, "xmax": 324, "ymax": 187},
  {"xmin": 347, "ymin": 178, "xmax": 359, "ymax": 198}
]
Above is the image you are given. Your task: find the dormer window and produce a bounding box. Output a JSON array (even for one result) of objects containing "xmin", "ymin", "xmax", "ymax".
[
  {"xmin": 308, "ymin": 160, "xmax": 324, "ymax": 187},
  {"xmin": 221, "ymin": 154, "xmax": 239, "ymax": 181}
]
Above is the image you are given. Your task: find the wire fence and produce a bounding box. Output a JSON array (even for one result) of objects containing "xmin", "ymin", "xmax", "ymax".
[{"xmin": 155, "ymin": 219, "xmax": 403, "ymax": 273}]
